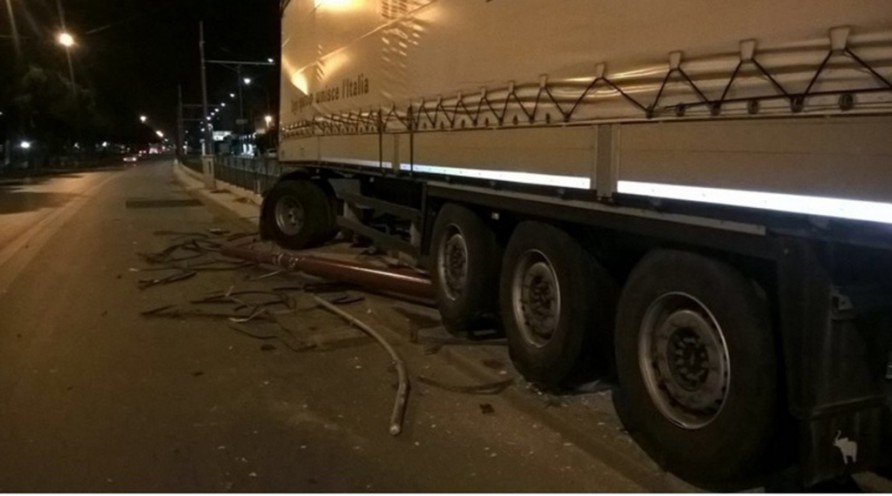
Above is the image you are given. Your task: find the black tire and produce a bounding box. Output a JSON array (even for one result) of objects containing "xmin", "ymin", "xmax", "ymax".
[
  {"xmin": 261, "ymin": 180, "xmax": 335, "ymax": 250},
  {"xmin": 500, "ymin": 222, "xmax": 617, "ymax": 386},
  {"xmin": 430, "ymin": 204, "xmax": 502, "ymax": 333},
  {"xmin": 614, "ymin": 250, "xmax": 777, "ymax": 486}
]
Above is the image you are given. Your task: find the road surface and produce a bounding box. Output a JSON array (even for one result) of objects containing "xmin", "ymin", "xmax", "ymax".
[{"xmin": 0, "ymin": 159, "xmax": 666, "ymax": 491}]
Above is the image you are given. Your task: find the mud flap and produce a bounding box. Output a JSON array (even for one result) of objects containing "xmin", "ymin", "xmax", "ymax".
[
  {"xmin": 777, "ymin": 239, "xmax": 892, "ymax": 487},
  {"xmin": 800, "ymin": 404, "xmax": 890, "ymax": 487}
]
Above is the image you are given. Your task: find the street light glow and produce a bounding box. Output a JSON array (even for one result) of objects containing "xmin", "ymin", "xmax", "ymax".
[
  {"xmin": 229, "ymin": 93, "xmax": 236, "ymax": 99},
  {"xmin": 243, "ymin": 77, "xmax": 252, "ymax": 85},
  {"xmin": 221, "ymin": 103, "xmax": 226, "ymax": 107},
  {"xmin": 57, "ymin": 32, "xmax": 76, "ymax": 48},
  {"xmin": 140, "ymin": 115, "xmax": 148, "ymax": 123},
  {"xmin": 264, "ymin": 115, "xmax": 274, "ymax": 127},
  {"xmin": 19, "ymin": 140, "xmax": 32, "ymax": 150},
  {"xmin": 156, "ymin": 131, "xmax": 164, "ymax": 138}
]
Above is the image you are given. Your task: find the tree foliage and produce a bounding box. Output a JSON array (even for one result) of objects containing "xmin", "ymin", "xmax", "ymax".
[{"xmin": 6, "ymin": 64, "xmax": 108, "ymax": 154}]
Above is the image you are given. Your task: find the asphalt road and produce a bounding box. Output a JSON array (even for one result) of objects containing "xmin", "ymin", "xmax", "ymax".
[
  {"xmin": 2, "ymin": 158, "xmax": 891, "ymax": 492},
  {"xmin": 0, "ymin": 159, "xmax": 668, "ymax": 491}
]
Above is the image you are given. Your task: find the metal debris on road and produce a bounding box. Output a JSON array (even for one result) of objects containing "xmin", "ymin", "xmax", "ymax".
[
  {"xmin": 313, "ymin": 295, "xmax": 409, "ymax": 436},
  {"xmin": 137, "ymin": 270, "xmax": 197, "ymax": 290},
  {"xmin": 227, "ymin": 323, "xmax": 316, "ymax": 353},
  {"xmin": 417, "ymin": 376, "xmax": 514, "ymax": 395},
  {"xmin": 140, "ymin": 305, "xmax": 275, "ymax": 322},
  {"xmin": 246, "ymin": 269, "xmax": 284, "ymax": 281}
]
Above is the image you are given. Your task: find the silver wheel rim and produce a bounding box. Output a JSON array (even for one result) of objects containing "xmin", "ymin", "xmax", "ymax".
[
  {"xmin": 511, "ymin": 250, "xmax": 560, "ymax": 348},
  {"xmin": 638, "ymin": 292, "xmax": 731, "ymax": 429},
  {"xmin": 437, "ymin": 225, "xmax": 468, "ymax": 301},
  {"xmin": 274, "ymin": 196, "xmax": 305, "ymax": 236}
]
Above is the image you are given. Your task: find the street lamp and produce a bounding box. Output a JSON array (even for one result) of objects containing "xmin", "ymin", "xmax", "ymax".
[
  {"xmin": 57, "ymin": 32, "xmax": 75, "ymax": 48},
  {"xmin": 140, "ymin": 115, "xmax": 148, "ymax": 123},
  {"xmin": 156, "ymin": 131, "xmax": 164, "ymax": 139},
  {"xmin": 264, "ymin": 115, "xmax": 274, "ymax": 127},
  {"xmin": 56, "ymin": 31, "xmax": 77, "ymax": 86},
  {"xmin": 243, "ymin": 77, "xmax": 252, "ymax": 86},
  {"xmin": 19, "ymin": 140, "xmax": 32, "ymax": 150}
]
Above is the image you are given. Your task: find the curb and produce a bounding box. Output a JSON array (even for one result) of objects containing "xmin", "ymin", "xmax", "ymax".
[{"xmin": 172, "ymin": 160, "xmax": 261, "ymax": 227}]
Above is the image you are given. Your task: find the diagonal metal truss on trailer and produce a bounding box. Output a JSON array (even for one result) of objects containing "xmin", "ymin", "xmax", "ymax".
[{"xmin": 281, "ymin": 26, "xmax": 892, "ymax": 141}]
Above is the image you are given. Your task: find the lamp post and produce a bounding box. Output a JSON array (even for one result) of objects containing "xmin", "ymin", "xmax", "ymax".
[
  {"xmin": 203, "ymin": 59, "xmax": 274, "ymax": 135},
  {"xmin": 199, "ymin": 21, "xmax": 212, "ymax": 155},
  {"xmin": 56, "ymin": 31, "xmax": 76, "ymax": 86}
]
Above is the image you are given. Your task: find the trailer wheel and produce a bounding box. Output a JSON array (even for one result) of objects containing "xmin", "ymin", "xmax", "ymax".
[
  {"xmin": 614, "ymin": 250, "xmax": 777, "ymax": 486},
  {"xmin": 500, "ymin": 222, "xmax": 617, "ymax": 386},
  {"xmin": 261, "ymin": 180, "xmax": 335, "ymax": 250},
  {"xmin": 431, "ymin": 204, "xmax": 502, "ymax": 333}
]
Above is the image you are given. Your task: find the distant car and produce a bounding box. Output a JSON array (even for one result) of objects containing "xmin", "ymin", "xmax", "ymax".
[{"xmin": 123, "ymin": 155, "xmax": 139, "ymax": 163}]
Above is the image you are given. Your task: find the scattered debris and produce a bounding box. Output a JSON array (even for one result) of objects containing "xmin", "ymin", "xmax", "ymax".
[
  {"xmin": 227, "ymin": 323, "xmax": 316, "ymax": 353},
  {"xmin": 325, "ymin": 292, "xmax": 365, "ymax": 305},
  {"xmin": 313, "ymin": 295, "xmax": 409, "ymax": 436},
  {"xmin": 141, "ymin": 305, "xmax": 275, "ymax": 322},
  {"xmin": 481, "ymin": 358, "xmax": 504, "ymax": 370},
  {"xmin": 137, "ymin": 270, "xmax": 197, "ymax": 290},
  {"xmin": 417, "ymin": 376, "xmax": 513, "ymax": 395},
  {"xmin": 246, "ymin": 269, "xmax": 284, "ymax": 281}
]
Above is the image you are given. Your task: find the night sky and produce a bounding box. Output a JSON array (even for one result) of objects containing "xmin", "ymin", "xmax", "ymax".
[{"xmin": 2, "ymin": 0, "xmax": 281, "ymax": 142}]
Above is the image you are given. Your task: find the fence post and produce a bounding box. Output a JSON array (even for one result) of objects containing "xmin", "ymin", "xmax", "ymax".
[{"xmin": 202, "ymin": 155, "xmax": 216, "ymax": 190}]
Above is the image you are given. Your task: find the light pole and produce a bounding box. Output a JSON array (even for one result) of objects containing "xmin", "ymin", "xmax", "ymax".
[
  {"xmin": 56, "ymin": 31, "xmax": 76, "ymax": 87},
  {"xmin": 199, "ymin": 21, "xmax": 212, "ymax": 155},
  {"xmin": 204, "ymin": 59, "xmax": 274, "ymax": 135}
]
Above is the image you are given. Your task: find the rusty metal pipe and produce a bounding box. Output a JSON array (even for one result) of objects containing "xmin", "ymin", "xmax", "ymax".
[{"xmin": 221, "ymin": 245, "xmax": 434, "ymax": 302}]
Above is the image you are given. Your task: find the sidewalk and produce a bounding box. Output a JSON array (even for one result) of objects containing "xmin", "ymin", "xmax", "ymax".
[{"xmin": 172, "ymin": 159, "xmax": 262, "ymax": 227}]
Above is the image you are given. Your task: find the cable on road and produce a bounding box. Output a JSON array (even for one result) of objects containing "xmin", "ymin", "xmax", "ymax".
[{"xmin": 313, "ymin": 295, "xmax": 410, "ymax": 436}]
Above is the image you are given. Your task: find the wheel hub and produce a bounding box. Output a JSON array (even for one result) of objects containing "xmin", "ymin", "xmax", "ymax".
[
  {"xmin": 274, "ymin": 196, "xmax": 305, "ymax": 236},
  {"xmin": 438, "ymin": 227, "xmax": 468, "ymax": 301},
  {"xmin": 639, "ymin": 293, "xmax": 730, "ymax": 429},
  {"xmin": 512, "ymin": 251, "xmax": 560, "ymax": 348}
]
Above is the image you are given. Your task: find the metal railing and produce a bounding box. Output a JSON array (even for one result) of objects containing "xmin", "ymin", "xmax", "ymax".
[
  {"xmin": 212, "ymin": 155, "xmax": 282, "ymax": 195},
  {"xmin": 181, "ymin": 155, "xmax": 204, "ymax": 174}
]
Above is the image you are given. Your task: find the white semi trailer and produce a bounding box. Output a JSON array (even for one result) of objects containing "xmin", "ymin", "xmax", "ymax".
[{"xmin": 266, "ymin": 0, "xmax": 892, "ymax": 488}]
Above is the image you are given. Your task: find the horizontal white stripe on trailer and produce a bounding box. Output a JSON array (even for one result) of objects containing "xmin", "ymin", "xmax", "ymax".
[
  {"xmin": 399, "ymin": 163, "xmax": 592, "ymax": 190},
  {"xmin": 318, "ymin": 158, "xmax": 591, "ymax": 189},
  {"xmin": 618, "ymin": 180, "xmax": 892, "ymax": 225},
  {"xmin": 320, "ymin": 157, "xmax": 389, "ymax": 169}
]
